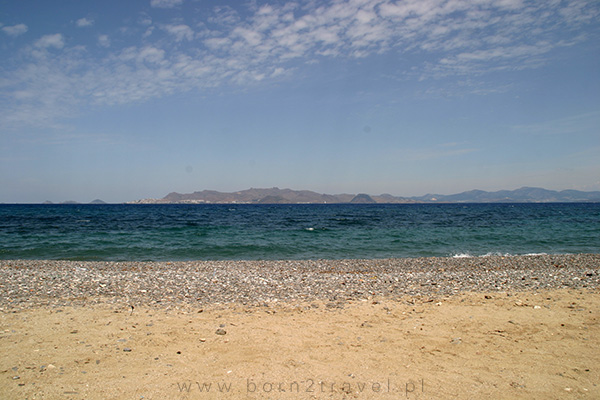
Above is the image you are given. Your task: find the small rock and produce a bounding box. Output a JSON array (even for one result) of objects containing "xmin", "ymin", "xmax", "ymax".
[
  {"xmin": 215, "ymin": 328, "xmax": 227, "ymax": 335},
  {"xmin": 123, "ymin": 348, "xmax": 132, "ymax": 352},
  {"xmin": 451, "ymin": 337, "xmax": 462, "ymax": 344}
]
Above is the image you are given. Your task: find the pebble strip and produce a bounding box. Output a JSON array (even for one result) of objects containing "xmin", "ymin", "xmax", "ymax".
[{"xmin": 0, "ymin": 254, "xmax": 598, "ymax": 310}]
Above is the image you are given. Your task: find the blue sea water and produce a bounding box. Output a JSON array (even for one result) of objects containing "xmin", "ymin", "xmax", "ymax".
[{"xmin": 0, "ymin": 203, "xmax": 599, "ymax": 261}]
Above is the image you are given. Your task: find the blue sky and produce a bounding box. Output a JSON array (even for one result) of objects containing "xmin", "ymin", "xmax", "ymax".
[{"xmin": 1, "ymin": 0, "xmax": 599, "ymax": 203}]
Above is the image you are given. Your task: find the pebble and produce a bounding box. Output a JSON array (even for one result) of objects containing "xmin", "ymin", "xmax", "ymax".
[
  {"xmin": 0, "ymin": 255, "xmax": 598, "ymax": 309},
  {"xmin": 215, "ymin": 328, "xmax": 227, "ymax": 335}
]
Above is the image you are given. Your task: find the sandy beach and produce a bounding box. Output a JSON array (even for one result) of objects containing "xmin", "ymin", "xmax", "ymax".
[{"xmin": 1, "ymin": 255, "xmax": 599, "ymax": 399}]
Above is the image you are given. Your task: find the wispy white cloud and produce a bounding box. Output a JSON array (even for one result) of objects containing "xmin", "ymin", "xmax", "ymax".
[
  {"xmin": 34, "ymin": 33, "xmax": 65, "ymax": 49},
  {"xmin": 98, "ymin": 34, "xmax": 110, "ymax": 48},
  {"xmin": 142, "ymin": 26, "xmax": 155, "ymax": 39},
  {"xmin": 138, "ymin": 13, "xmax": 153, "ymax": 26},
  {"xmin": 163, "ymin": 24, "xmax": 194, "ymax": 41},
  {"xmin": 195, "ymin": 0, "xmax": 598, "ymax": 79},
  {"xmin": 207, "ymin": 6, "xmax": 240, "ymax": 26},
  {"xmin": 0, "ymin": 66, "xmax": 80, "ymax": 128},
  {"xmin": 2, "ymin": 23, "xmax": 28, "ymax": 36},
  {"xmin": 76, "ymin": 18, "xmax": 94, "ymax": 27},
  {"xmin": 1, "ymin": 0, "xmax": 598, "ymax": 129},
  {"xmin": 204, "ymin": 37, "xmax": 231, "ymax": 51},
  {"xmin": 150, "ymin": 0, "xmax": 183, "ymax": 9}
]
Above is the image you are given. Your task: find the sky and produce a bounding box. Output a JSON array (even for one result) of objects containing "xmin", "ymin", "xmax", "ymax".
[{"xmin": 1, "ymin": 0, "xmax": 599, "ymax": 203}]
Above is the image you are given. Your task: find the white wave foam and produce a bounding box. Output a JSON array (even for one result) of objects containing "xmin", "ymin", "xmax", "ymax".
[
  {"xmin": 453, "ymin": 252, "xmax": 546, "ymax": 258},
  {"xmin": 452, "ymin": 253, "xmax": 472, "ymax": 258},
  {"xmin": 482, "ymin": 252, "xmax": 513, "ymax": 257}
]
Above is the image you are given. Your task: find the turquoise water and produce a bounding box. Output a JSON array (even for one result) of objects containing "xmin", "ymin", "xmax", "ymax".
[{"xmin": 0, "ymin": 203, "xmax": 599, "ymax": 261}]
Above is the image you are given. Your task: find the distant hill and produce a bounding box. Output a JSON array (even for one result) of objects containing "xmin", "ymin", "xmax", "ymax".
[
  {"xmin": 350, "ymin": 194, "xmax": 377, "ymax": 204},
  {"xmin": 130, "ymin": 186, "xmax": 600, "ymax": 204},
  {"xmin": 149, "ymin": 188, "xmax": 366, "ymax": 204},
  {"xmin": 40, "ymin": 199, "xmax": 108, "ymax": 204},
  {"xmin": 411, "ymin": 187, "xmax": 600, "ymax": 203}
]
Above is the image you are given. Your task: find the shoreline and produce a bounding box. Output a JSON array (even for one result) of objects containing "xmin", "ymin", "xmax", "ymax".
[
  {"xmin": 1, "ymin": 254, "xmax": 599, "ymax": 399},
  {"xmin": 1, "ymin": 254, "xmax": 598, "ymax": 310}
]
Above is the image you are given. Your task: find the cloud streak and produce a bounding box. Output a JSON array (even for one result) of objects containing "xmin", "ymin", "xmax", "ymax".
[
  {"xmin": 1, "ymin": 0, "xmax": 598, "ymax": 128},
  {"xmin": 150, "ymin": 0, "xmax": 183, "ymax": 9},
  {"xmin": 76, "ymin": 18, "xmax": 94, "ymax": 28},
  {"xmin": 163, "ymin": 24, "xmax": 194, "ymax": 42},
  {"xmin": 2, "ymin": 23, "xmax": 28, "ymax": 36},
  {"xmin": 34, "ymin": 33, "xmax": 65, "ymax": 49}
]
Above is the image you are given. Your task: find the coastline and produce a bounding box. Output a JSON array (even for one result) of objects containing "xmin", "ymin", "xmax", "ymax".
[
  {"xmin": 1, "ymin": 254, "xmax": 598, "ymax": 309},
  {"xmin": 1, "ymin": 255, "xmax": 599, "ymax": 399}
]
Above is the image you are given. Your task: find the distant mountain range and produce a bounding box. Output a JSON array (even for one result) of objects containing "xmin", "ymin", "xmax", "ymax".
[
  {"xmin": 129, "ymin": 186, "xmax": 600, "ymax": 204},
  {"xmin": 42, "ymin": 199, "xmax": 107, "ymax": 205},
  {"xmin": 412, "ymin": 187, "xmax": 600, "ymax": 203}
]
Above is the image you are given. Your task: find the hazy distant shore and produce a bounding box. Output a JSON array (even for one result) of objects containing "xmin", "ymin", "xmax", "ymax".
[
  {"xmin": 1, "ymin": 254, "xmax": 598, "ymax": 310},
  {"xmin": 128, "ymin": 186, "xmax": 600, "ymax": 204}
]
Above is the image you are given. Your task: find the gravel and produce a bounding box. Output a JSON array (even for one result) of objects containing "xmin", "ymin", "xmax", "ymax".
[{"xmin": 0, "ymin": 254, "xmax": 598, "ymax": 310}]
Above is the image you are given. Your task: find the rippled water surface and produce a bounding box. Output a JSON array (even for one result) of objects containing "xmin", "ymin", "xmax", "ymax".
[{"xmin": 1, "ymin": 203, "xmax": 599, "ymax": 261}]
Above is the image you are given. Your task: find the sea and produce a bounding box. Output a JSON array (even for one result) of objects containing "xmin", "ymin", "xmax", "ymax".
[{"xmin": 0, "ymin": 203, "xmax": 599, "ymax": 261}]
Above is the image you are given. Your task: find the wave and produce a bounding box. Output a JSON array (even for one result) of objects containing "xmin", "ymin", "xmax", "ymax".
[{"xmin": 453, "ymin": 251, "xmax": 551, "ymax": 258}]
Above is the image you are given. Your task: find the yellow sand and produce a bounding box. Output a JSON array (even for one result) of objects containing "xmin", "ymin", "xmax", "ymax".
[{"xmin": 1, "ymin": 289, "xmax": 598, "ymax": 399}]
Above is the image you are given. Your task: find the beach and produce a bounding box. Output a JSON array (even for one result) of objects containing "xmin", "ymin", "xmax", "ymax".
[{"xmin": 1, "ymin": 254, "xmax": 599, "ymax": 399}]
